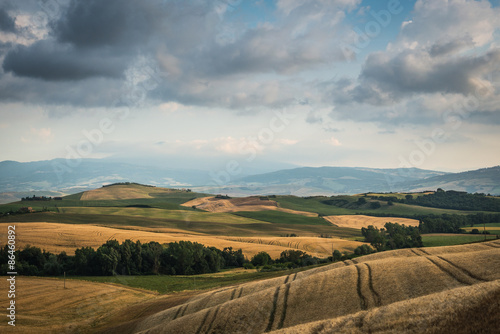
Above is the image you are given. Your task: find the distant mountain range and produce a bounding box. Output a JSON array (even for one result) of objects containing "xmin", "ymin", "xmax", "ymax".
[{"xmin": 0, "ymin": 159, "xmax": 499, "ymax": 203}]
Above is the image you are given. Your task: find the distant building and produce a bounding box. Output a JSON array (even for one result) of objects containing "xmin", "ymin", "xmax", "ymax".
[{"xmin": 18, "ymin": 207, "xmax": 34, "ymax": 213}]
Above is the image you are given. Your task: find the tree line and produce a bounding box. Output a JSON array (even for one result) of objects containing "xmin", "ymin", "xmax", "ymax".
[
  {"xmin": 364, "ymin": 212, "xmax": 500, "ymax": 234},
  {"xmin": 0, "ymin": 240, "xmax": 245, "ymax": 276},
  {"xmin": 1, "ymin": 239, "xmax": 386, "ymax": 276},
  {"xmin": 373, "ymin": 189, "xmax": 500, "ymax": 212}
]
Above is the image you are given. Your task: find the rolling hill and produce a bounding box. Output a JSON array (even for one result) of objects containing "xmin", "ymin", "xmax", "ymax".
[
  {"xmin": 103, "ymin": 240, "xmax": 500, "ymax": 333},
  {"xmin": 2, "ymin": 160, "xmax": 499, "ymax": 203},
  {"xmin": 1, "ymin": 183, "xmax": 499, "ymax": 333},
  {"xmin": 4, "ymin": 240, "xmax": 496, "ymax": 333},
  {"xmin": 218, "ymin": 166, "xmax": 500, "ymax": 196}
]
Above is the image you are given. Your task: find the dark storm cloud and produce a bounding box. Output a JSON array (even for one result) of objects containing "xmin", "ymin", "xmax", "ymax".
[
  {"xmin": 0, "ymin": 7, "xmax": 16, "ymax": 32},
  {"xmin": 328, "ymin": 48, "xmax": 500, "ymax": 107},
  {"xmin": 360, "ymin": 49, "xmax": 500, "ymax": 97},
  {"xmin": 2, "ymin": 40, "xmax": 128, "ymax": 81},
  {"xmin": 52, "ymin": 0, "xmax": 167, "ymax": 48}
]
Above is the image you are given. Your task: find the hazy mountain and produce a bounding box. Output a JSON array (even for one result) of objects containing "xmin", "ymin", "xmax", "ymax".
[
  {"xmin": 0, "ymin": 159, "xmax": 211, "ymax": 195},
  {"xmin": 0, "ymin": 158, "xmax": 297, "ymax": 203},
  {"xmin": 404, "ymin": 166, "xmax": 500, "ymax": 195},
  {"xmin": 1, "ymin": 159, "xmax": 499, "ymax": 204},
  {"xmin": 209, "ymin": 166, "xmax": 499, "ymax": 196},
  {"xmin": 198, "ymin": 166, "xmax": 447, "ymax": 196}
]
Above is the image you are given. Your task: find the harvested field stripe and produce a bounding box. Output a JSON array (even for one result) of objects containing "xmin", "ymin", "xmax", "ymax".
[
  {"xmin": 424, "ymin": 257, "xmax": 472, "ymax": 286},
  {"xmin": 237, "ymin": 287, "xmax": 244, "ymax": 299},
  {"xmin": 195, "ymin": 309, "xmax": 212, "ymax": 334},
  {"xmin": 483, "ymin": 242, "xmax": 500, "ymax": 248},
  {"xmin": 351, "ymin": 259, "xmax": 358, "ymax": 264},
  {"xmin": 284, "ymin": 275, "xmax": 291, "ymax": 284},
  {"xmin": 173, "ymin": 305, "xmax": 184, "ymax": 320},
  {"xmin": 343, "ymin": 261, "xmax": 350, "ymax": 266},
  {"xmin": 292, "ymin": 273, "xmax": 298, "ymax": 282},
  {"xmin": 410, "ymin": 249, "xmax": 421, "ymax": 257},
  {"xmin": 418, "ymin": 248, "xmax": 431, "ymax": 256},
  {"xmin": 355, "ymin": 265, "xmax": 368, "ymax": 310},
  {"xmin": 205, "ymin": 305, "xmax": 221, "ymax": 334},
  {"xmin": 277, "ymin": 283, "xmax": 291, "ymax": 330},
  {"xmin": 230, "ymin": 288, "xmax": 237, "ymax": 301},
  {"xmin": 365, "ymin": 263, "xmax": 381, "ymax": 307},
  {"xmin": 266, "ymin": 287, "xmax": 281, "ymax": 332},
  {"xmin": 179, "ymin": 303, "xmax": 189, "ymax": 317},
  {"xmin": 437, "ymin": 256, "xmax": 488, "ymax": 282}
]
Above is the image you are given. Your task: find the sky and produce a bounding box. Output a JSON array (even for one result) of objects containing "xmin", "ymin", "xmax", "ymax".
[{"xmin": 0, "ymin": 0, "xmax": 499, "ymax": 175}]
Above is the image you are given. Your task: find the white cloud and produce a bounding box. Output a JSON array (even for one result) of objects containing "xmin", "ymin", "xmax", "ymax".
[{"xmin": 323, "ymin": 136, "xmax": 342, "ymax": 146}]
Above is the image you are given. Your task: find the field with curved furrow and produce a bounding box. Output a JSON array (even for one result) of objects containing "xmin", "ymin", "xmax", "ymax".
[
  {"xmin": 0, "ymin": 222, "xmax": 338, "ymax": 258},
  {"xmin": 94, "ymin": 239, "xmax": 500, "ymax": 333},
  {"xmin": 80, "ymin": 184, "xmax": 181, "ymax": 201},
  {"xmin": 181, "ymin": 196, "xmax": 318, "ymax": 217},
  {"xmin": 323, "ymin": 214, "xmax": 419, "ymax": 229},
  {"xmin": 223, "ymin": 236, "xmax": 365, "ymax": 255}
]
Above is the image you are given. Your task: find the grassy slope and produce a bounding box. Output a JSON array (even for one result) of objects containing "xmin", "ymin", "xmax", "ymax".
[
  {"xmin": 233, "ymin": 210, "xmax": 331, "ymax": 226},
  {"xmin": 96, "ymin": 240, "xmax": 500, "ymax": 334},
  {"xmin": 69, "ymin": 266, "xmax": 326, "ymax": 294},
  {"xmin": 422, "ymin": 234, "xmax": 498, "ymax": 247},
  {"xmin": 275, "ymin": 195, "xmax": 476, "ymax": 216}
]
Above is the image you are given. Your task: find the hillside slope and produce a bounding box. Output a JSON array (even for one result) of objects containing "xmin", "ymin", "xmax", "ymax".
[{"xmin": 99, "ymin": 240, "xmax": 500, "ymax": 333}]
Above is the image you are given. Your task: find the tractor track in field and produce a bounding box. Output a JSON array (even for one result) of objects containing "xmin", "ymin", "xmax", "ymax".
[
  {"xmin": 424, "ymin": 256, "xmax": 473, "ymax": 286},
  {"xmin": 355, "ymin": 265, "xmax": 368, "ymax": 311},
  {"xmin": 437, "ymin": 256, "xmax": 488, "ymax": 282},
  {"xmin": 195, "ymin": 305, "xmax": 221, "ymax": 334},
  {"xmin": 265, "ymin": 287, "xmax": 281, "ymax": 332},
  {"xmin": 365, "ymin": 263, "xmax": 382, "ymax": 307},
  {"xmin": 277, "ymin": 283, "xmax": 291, "ymax": 330}
]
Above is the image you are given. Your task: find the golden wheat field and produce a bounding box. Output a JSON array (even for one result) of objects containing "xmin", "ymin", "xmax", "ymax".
[
  {"xmin": 112, "ymin": 239, "xmax": 499, "ymax": 333},
  {"xmin": 224, "ymin": 236, "xmax": 364, "ymax": 254},
  {"xmin": 181, "ymin": 196, "xmax": 318, "ymax": 217},
  {"xmin": 323, "ymin": 215, "xmax": 419, "ymax": 229},
  {"xmin": 0, "ymin": 222, "xmax": 356, "ymax": 258},
  {"xmin": 1, "ymin": 240, "xmax": 499, "ymax": 333},
  {"xmin": 0, "ymin": 277, "xmax": 158, "ymax": 334},
  {"xmin": 80, "ymin": 185, "xmax": 178, "ymax": 201}
]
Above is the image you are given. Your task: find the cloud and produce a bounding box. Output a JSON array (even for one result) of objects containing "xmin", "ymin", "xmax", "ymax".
[
  {"xmin": 394, "ymin": 0, "xmax": 499, "ymax": 50},
  {"xmin": 325, "ymin": 0, "xmax": 500, "ymax": 124},
  {"xmin": 0, "ymin": 0, "xmax": 362, "ymax": 109},
  {"xmin": 2, "ymin": 40, "xmax": 128, "ymax": 80},
  {"xmin": 322, "ymin": 136, "xmax": 342, "ymax": 146},
  {"xmin": 0, "ymin": 7, "xmax": 16, "ymax": 33},
  {"xmin": 21, "ymin": 127, "xmax": 54, "ymax": 143}
]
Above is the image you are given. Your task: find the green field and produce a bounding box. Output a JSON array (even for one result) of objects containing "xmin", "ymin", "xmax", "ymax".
[
  {"xmin": 462, "ymin": 223, "xmax": 500, "ymax": 235},
  {"xmin": 68, "ymin": 265, "xmax": 327, "ymax": 294},
  {"xmin": 233, "ymin": 210, "xmax": 331, "ymax": 226},
  {"xmin": 59, "ymin": 206, "xmax": 265, "ymax": 225},
  {"xmin": 275, "ymin": 195, "xmax": 486, "ymax": 217},
  {"xmin": 0, "ymin": 211, "xmax": 361, "ymax": 239},
  {"xmin": 422, "ymin": 234, "xmax": 497, "ymax": 247}
]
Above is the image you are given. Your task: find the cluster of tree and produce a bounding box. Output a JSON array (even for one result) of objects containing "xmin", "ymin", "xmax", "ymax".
[
  {"xmin": 374, "ymin": 189, "xmax": 500, "ymax": 212},
  {"xmin": 364, "ymin": 212, "xmax": 500, "ymax": 234},
  {"xmin": 470, "ymin": 228, "xmax": 491, "ymax": 235},
  {"xmin": 102, "ymin": 182, "xmax": 156, "ymax": 188},
  {"xmin": 250, "ymin": 250, "xmax": 324, "ymax": 271},
  {"xmin": 215, "ymin": 194, "xmax": 231, "ymax": 199},
  {"xmin": 0, "ymin": 240, "xmax": 246, "ymax": 276},
  {"xmin": 361, "ymin": 222, "xmax": 423, "ymax": 251},
  {"xmin": 21, "ymin": 195, "xmax": 54, "ymax": 201},
  {"xmin": 321, "ymin": 197, "xmax": 382, "ymax": 210}
]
